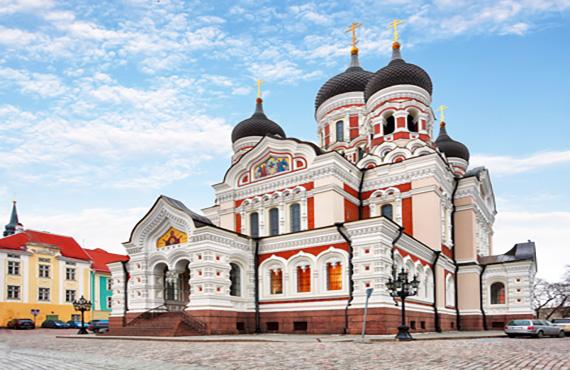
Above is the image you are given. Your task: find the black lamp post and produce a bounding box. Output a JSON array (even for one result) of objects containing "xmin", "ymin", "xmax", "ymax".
[
  {"xmin": 386, "ymin": 268, "xmax": 420, "ymax": 341},
  {"xmin": 72, "ymin": 296, "xmax": 92, "ymax": 335}
]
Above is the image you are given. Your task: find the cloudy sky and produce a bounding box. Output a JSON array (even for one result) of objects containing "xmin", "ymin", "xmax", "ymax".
[{"xmin": 0, "ymin": 0, "xmax": 569, "ymax": 281}]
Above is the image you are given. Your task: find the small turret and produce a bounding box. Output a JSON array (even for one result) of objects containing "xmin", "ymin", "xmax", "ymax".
[{"xmin": 4, "ymin": 201, "xmax": 22, "ymax": 237}]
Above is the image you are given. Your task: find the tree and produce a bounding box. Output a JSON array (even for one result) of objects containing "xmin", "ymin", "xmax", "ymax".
[{"xmin": 533, "ymin": 265, "xmax": 570, "ymax": 319}]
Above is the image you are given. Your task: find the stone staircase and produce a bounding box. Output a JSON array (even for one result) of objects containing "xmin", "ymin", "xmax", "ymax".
[{"xmin": 108, "ymin": 306, "xmax": 208, "ymax": 337}]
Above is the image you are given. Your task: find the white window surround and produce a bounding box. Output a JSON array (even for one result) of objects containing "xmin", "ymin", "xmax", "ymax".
[
  {"xmin": 229, "ymin": 260, "xmax": 246, "ymax": 298},
  {"xmin": 368, "ymin": 187, "xmax": 402, "ymax": 225},
  {"xmin": 489, "ymin": 280, "xmax": 507, "ymax": 306}
]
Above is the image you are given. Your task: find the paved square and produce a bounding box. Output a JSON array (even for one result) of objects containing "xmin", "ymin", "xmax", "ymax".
[{"xmin": 1, "ymin": 329, "xmax": 569, "ymax": 369}]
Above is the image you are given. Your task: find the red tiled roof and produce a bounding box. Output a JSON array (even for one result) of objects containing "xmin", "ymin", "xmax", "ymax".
[
  {"xmin": 0, "ymin": 230, "xmax": 91, "ymax": 261},
  {"xmin": 84, "ymin": 248, "xmax": 129, "ymax": 273}
]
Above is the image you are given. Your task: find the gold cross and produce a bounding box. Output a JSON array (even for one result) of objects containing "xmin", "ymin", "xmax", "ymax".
[
  {"xmin": 256, "ymin": 79, "xmax": 263, "ymax": 99},
  {"xmin": 388, "ymin": 19, "xmax": 404, "ymax": 42},
  {"xmin": 439, "ymin": 105, "xmax": 448, "ymax": 123},
  {"xmin": 345, "ymin": 22, "xmax": 362, "ymax": 50}
]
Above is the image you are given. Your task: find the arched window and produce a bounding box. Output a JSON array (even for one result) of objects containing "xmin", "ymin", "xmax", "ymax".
[
  {"xmin": 250, "ymin": 212, "xmax": 259, "ymax": 238},
  {"xmin": 297, "ymin": 265, "xmax": 311, "ymax": 293},
  {"xmin": 230, "ymin": 263, "xmax": 241, "ymax": 297},
  {"xmin": 326, "ymin": 262, "xmax": 342, "ymax": 290},
  {"xmin": 336, "ymin": 120, "xmax": 344, "ymax": 142},
  {"xmin": 358, "ymin": 146, "xmax": 366, "ymax": 161},
  {"xmin": 269, "ymin": 208, "xmax": 279, "ymax": 236},
  {"xmin": 383, "ymin": 115, "xmax": 395, "ymax": 135},
  {"xmin": 490, "ymin": 282, "xmax": 505, "ymax": 305},
  {"xmin": 270, "ymin": 269, "xmax": 283, "ymax": 294},
  {"xmin": 407, "ymin": 114, "xmax": 418, "ymax": 132},
  {"xmin": 381, "ymin": 204, "xmax": 393, "ymax": 220},
  {"xmin": 290, "ymin": 203, "xmax": 301, "ymax": 232},
  {"xmin": 446, "ymin": 275, "xmax": 455, "ymax": 307}
]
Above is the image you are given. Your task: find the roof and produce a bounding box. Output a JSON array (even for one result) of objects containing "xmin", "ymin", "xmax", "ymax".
[
  {"xmin": 160, "ymin": 195, "xmax": 213, "ymax": 227},
  {"xmin": 84, "ymin": 248, "xmax": 129, "ymax": 273},
  {"xmin": 231, "ymin": 98, "xmax": 286, "ymax": 143},
  {"xmin": 479, "ymin": 241, "xmax": 537, "ymax": 265},
  {"xmin": 435, "ymin": 123, "xmax": 470, "ymax": 161},
  {"xmin": 364, "ymin": 43, "xmax": 433, "ymax": 101},
  {"xmin": 315, "ymin": 53, "xmax": 374, "ymax": 111},
  {"xmin": 0, "ymin": 230, "xmax": 91, "ymax": 261}
]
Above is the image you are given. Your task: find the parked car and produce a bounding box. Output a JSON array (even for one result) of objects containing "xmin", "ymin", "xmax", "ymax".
[
  {"xmin": 7, "ymin": 318, "xmax": 35, "ymax": 330},
  {"xmin": 88, "ymin": 319, "xmax": 109, "ymax": 333},
  {"xmin": 41, "ymin": 319, "xmax": 70, "ymax": 329},
  {"xmin": 505, "ymin": 319, "xmax": 565, "ymax": 338},
  {"xmin": 66, "ymin": 320, "xmax": 88, "ymax": 329},
  {"xmin": 551, "ymin": 318, "xmax": 570, "ymax": 334}
]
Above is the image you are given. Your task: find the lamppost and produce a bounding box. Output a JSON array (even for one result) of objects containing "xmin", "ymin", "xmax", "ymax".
[
  {"xmin": 72, "ymin": 296, "xmax": 92, "ymax": 335},
  {"xmin": 386, "ymin": 268, "xmax": 420, "ymax": 341}
]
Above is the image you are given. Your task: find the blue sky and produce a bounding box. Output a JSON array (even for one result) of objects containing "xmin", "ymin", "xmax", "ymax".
[{"xmin": 0, "ymin": 0, "xmax": 569, "ymax": 281}]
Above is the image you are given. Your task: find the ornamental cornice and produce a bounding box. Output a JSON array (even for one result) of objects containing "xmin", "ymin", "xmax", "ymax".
[
  {"xmin": 316, "ymin": 92, "xmax": 365, "ymax": 121},
  {"xmin": 259, "ymin": 230, "xmax": 344, "ymax": 253},
  {"xmin": 455, "ymin": 186, "xmax": 495, "ymax": 224}
]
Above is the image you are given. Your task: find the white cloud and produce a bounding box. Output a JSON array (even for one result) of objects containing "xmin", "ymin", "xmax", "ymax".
[
  {"xmin": 0, "ymin": 67, "xmax": 66, "ymax": 97},
  {"xmin": 0, "ymin": 0, "xmax": 53, "ymax": 15},
  {"xmin": 494, "ymin": 211, "xmax": 570, "ymax": 282},
  {"xmin": 502, "ymin": 22, "xmax": 530, "ymax": 35},
  {"xmin": 0, "ymin": 27, "xmax": 41, "ymax": 46},
  {"xmin": 471, "ymin": 150, "xmax": 570, "ymax": 175}
]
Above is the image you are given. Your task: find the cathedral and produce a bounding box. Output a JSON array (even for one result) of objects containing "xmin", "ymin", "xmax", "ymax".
[{"xmin": 107, "ymin": 25, "xmax": 537, "ymax": 336}]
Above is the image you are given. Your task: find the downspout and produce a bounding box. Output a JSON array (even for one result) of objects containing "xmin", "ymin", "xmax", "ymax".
[
  {"xmin": 358, "ymin": 169, "xmax": 366, "ymax": 220},
  {"xmin": 450, "ymin": 178, "xmax": 461, "ymax": 331},
  {"xmin": 479, "ymin": 264, "xmax": 488, "ymax": 330},
  {"xmin": 121, "ymin": 261, "xmax": 129, "ymax": 327},
  {"xmin": 335, "ymin": 222, "xmax": 353, "ymax": 334},
  {"xmin": 253, "ymin": 237, "xmax": 261, "ymax": 333},
  {"xmin": 432, "ymin": 251, "xmax": 442, "ymax": 332}
]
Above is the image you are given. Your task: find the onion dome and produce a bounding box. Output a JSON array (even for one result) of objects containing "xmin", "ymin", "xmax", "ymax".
[
  {"xmin": 231, "ymin": 97, "xmax": 286, "ymax": 143},
  {"xmin": 435, "ymin": 122, "xmax": 470, "ymax": 162},
  {"xmin": 315, "ymin": 49, "xmax": 374, "ymax": 111},
  {"xmin": 364, "ymin": 42, "xmax": 433, "ymax": 101}
]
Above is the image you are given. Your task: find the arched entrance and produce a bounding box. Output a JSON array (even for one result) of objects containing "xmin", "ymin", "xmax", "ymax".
[{"xmin": 173, "ymin": 259, "xmax": 191, "ymax": 305}]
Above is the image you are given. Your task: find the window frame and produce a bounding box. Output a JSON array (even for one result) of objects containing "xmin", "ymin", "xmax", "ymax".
[
  {"xmin": 249, "ymin": 212, "xmax": 259, "ymax": 238},
  {"xmin": 229, "ymin": 263, "xmax": 242, "ymax": 297},
  {"xmin": 7, "ymin": 260, "xmax": 20, "ymax": 275},
  {"xmin": 490, "ymin": 282, "xmax": 506, "ymax": 305},
  {"xmin": 38, "ymin": 287, "xmax": 50, "ymax": 302},
  {"xmin": 269, "ymin": 208, "xmax": 279, "ymax": 236},
  {"xmin": 335, "ymin": 120, "xmax": 344, "ymax": 142},
  {"xmin": 290, "ymin": 203, "xmax": 301, "ymax": 233},
  {"xmin": 65, "ymin": 289, "xmax": 76, "ymax": 303},
  {"xmin": 65, "ymin": 267, "xmax": 76, "ymax": 281},
  {"xmin": 7, "ymin": 285, "xmax": 20, "ymax": 300},
  {"xmin": 39, "ymin": 264, "xmax": 50, "ymax": 279}
]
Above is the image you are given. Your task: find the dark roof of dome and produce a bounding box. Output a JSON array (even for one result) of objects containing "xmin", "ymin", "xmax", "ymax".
[
  {"xmin": 435, "ymin": 123, "xmax": 470, "ymax": 162},
  {"xmin": 231, "ymin": 98, "xmax": 286, "ymax": 143},
  {"xmin": 364, "ymin": 43, "xmax": 432, "ymax": 101},
  {"xmin": 315, "ymin": 52, "xmax": 374, "ymax": 111}
]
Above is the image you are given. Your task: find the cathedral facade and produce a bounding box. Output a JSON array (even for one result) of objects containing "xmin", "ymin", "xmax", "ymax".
[{"xmin": 107, "ymin": 32, "xmax": 536, "ymax": 336}]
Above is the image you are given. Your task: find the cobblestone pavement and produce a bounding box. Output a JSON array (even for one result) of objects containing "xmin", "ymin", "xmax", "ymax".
[{"xmin": 1, "ymin": 329, "xmax": 569, "ymax": 370}]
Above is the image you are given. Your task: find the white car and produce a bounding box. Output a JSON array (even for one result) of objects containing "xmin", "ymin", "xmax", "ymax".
[{"xmin": 505, "ymin": 319, "xmax": 565, "ymax": 338}]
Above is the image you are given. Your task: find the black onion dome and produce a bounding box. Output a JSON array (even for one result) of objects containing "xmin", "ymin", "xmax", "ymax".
[
  {"xmin": 364, "ymin": 42, "xmax": 432, "ymax": 101},
  {"xmin": 231, "ymin": 98, "xmax": 286, "ymax": 143},
  {"xmin": 315, "ymin": 52, "xmax": 374, "ymax": 111},
  {"xmin": 435, "ymin": 123, "xmax": 470, "ymax": 161}
]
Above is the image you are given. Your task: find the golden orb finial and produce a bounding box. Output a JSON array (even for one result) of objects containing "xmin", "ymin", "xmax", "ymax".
[
  {"xmin": 388, "ymin": 19, "xmax": 404, "ymax": 43},
  {"xmin": 345, "ymin": 22, "xmax": 362, "ymax": 54}
]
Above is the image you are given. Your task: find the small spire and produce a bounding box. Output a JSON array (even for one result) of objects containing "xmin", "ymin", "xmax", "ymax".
[
  {"xmin": 345, "ymin": 22, "xmax": 362, "ymax": 56},
  {"xmin": 4, "ymin": 200, "xmax": 20, "ymax": 237}
]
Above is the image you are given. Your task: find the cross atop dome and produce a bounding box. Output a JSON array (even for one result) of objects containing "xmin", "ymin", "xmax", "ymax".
[
  {"xmin": 439, "ymin": 105, "xmax": 448, "ymax": 126},
  {"xmin": 345, "ymin": 22, "xmax": 362, "ymax": 55},
  {"xmin": 388, "ymin": 19, "xmax": 404, "ymax": 43}
]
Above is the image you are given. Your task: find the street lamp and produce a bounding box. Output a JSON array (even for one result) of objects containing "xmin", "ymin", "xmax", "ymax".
[
  {"xmin": 386, "ymin": 267, "xmax": 420, "ymax": 341},
  {"xmin": 72, "ymin": 296, "xmax": 92, "ymax": 335}
]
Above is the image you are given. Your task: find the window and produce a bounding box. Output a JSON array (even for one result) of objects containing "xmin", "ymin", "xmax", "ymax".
[
  {"xmin": 65, "ymin": 289, "xmax": 76, "ymax": 303},
  {"xmin": 39, "ymin": 264, "xmax": 50, "ymax": 278},
  {"xmin": 266, "ymin": 322, "xmax": 279, "ymax": 332},
  {"xmin": 107, "ymin": 296, "xmax": 112, "ymax": 309},
  {"xmin": 230, "ymin": 263, "xmax": 241, "ymax": 297},
  {"xmin": 383, "ymin": 115, "xmax": 395, "ymax": 135},
  {"xmin": 65, "ymin": 267, "xmax": 76, "ymax": 281},
  {"xmin": 270, "ymin": 269, "xmax": 283, "ymax": 294},
  {"xmin": 296, "ymin": 266, "xmax": 311, "ymax": 293},
  {"xmin": 250, "ymin": 212, "xmax": 259, "ymax": 238},
  {"xmin": 358, "ymin": 146, "xmax": 366, "ymax": 161},
  {"xmin": 7, "ymin": 260, "xmax": 20, "ymax": 275},
  {"xmin": 7, "ymin": 285, "xmax": 20, "ymax": 300},
  {"xmin": 290, "ymin": 203, "xmax": 301, "ymax": 232},
  {"xmin": 446, "ymin": 276, "xmax": 455, "ymax": 307},
  {"xmin": 326, "ymin": 262, "xmax": 342, "ymax": 291},
  {"xmin": 335, "ymin": 121, "xmax": 344, "ymax": 142},
  {"xmin": 107, "ymin": 278, "xmax": 112, "ymax": 291},
  {"xmin": 38, "ymin": 287, "xmax": 50, "ymax": 301},
  {"xmin": 269, "ymin": 208, "xmax": 279, "ymax": 236},
  {"xmin": 71, "ymin": 314, "xmax": 80, "ymax": 321},
  {"xmin": 490, "ymin": 282, "xmax": 506, "ymax": 305},
  {"xmin": 381, "ymin": 204, "xmax": 393, "ymax": 220},
  {"xmin": 294, "ymin": 321, "xmax": 308, "ymax": 331},
  {"xmin": 407, "ymin": 114, "xmax": 418, "ymax": 132}
]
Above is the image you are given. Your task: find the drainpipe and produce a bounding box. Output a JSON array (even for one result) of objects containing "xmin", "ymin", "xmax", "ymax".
[
  {"xmin": 480, "ymin": 264, "xmax": 488, "ymax": 330},
  {"xmin": 432, "ymin": 251, "xmax": 442, "ymax": 332},
  {"xmin": 335, "ymin": 223, "xmax": 353, "ymax": 334},
  {"xmin": 450, "ymin": 177, "xmax": 461, "ymax": 331},
  {"xmin": 253, "ymin": 237, "xmax": 261, "ymax": 333},
  {"xmin": 358, "ymin": 170, "xmax": 366, "ymax": 220},
  {"xmin": 121, "ymin": 261, "xmax": 129, "ymax": 327}
]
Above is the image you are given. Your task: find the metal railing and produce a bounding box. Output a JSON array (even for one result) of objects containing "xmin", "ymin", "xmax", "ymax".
[{"xmin": 126, "ymin": 301, "xmax": 208, "ymax": 334}]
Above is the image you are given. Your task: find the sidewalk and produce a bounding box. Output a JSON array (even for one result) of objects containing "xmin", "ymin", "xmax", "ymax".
[{"xmin": 56, "ymin": 330, "xmax": 506, "ymax": 343}]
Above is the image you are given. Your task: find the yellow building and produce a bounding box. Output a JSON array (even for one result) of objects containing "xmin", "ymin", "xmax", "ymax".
[{"xmin": 0, "ymin": 226, "xmax": 93, "ymax": 326}]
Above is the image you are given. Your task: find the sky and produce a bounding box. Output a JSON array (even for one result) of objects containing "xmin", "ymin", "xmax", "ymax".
[{"xmin": 0, "ymin": 0, "xmax": 569, "ymax": 282}]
